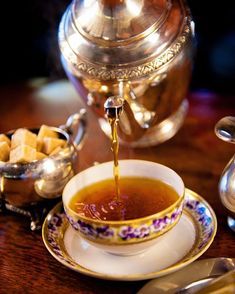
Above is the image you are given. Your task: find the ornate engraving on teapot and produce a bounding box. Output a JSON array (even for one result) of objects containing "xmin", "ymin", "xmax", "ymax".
[
  {"xmin": 59, "ymin": 0, "xmax": 195, "ymax": 147},
  {"xmin": 59, "ymin": 21, "xmax": 192, "ymax": 81}
]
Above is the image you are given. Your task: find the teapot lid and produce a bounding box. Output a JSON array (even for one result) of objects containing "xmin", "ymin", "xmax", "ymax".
[{"xmin": 59, "ymin": 0, "xmax": 193, "ymax": 81}]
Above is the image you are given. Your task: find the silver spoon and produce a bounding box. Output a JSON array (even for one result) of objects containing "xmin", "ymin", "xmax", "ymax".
[{"xmin": 177, "ymin": 276, "xmax": 215, "ymax": 293}]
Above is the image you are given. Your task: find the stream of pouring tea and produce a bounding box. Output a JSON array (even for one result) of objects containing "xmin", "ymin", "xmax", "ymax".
[
  {"xmin": 108, "ymin": 116, "xmax": 120, "ymax": 201},
  {"xmin": 104, "ymin": 96, "xmax": 124, "ymax": 202}
]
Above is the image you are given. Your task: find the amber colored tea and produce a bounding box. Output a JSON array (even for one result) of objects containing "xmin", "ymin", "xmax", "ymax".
[
  {"xmin": 69, "ymin": 177, "xmax": 179, "ymax": 221},
  {"xmin": 108, "ymin": 115, "xmax": 120, "ymax": 200}
]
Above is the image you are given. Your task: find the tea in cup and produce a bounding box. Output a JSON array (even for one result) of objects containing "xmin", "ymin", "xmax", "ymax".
[{"xmin": 62, "ymin": 159, "xmax": 185, "ymax": 255}]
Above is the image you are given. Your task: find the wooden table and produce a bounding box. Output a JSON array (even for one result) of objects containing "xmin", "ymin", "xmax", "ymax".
[{"xmin": 0, "ymin": 80, "xmax": 235, "ymax": 293}]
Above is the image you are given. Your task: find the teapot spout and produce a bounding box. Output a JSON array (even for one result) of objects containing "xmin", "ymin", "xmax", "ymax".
[
  {"xmin": 104, "ymin": 96, "xmax": 124, "ymax": 120},
  {"xmin": 104, "ymin": 96, "xmax": 146, "ymax": 142}
]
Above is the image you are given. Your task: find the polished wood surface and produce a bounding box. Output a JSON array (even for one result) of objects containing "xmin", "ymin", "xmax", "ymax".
[{"xmin": 0, "ymin": 80, "xmax": 235, "ymax": 293}]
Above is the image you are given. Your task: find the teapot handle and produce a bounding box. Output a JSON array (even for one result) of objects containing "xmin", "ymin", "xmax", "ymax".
[{"xmin": 60, "ymin": 108, "xmax": 87, "ymax": 150}]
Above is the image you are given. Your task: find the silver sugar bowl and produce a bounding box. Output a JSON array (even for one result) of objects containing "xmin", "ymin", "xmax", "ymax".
[{"xmin": 0, "ymin": 110, "xmax": 86, "ymax": 230}]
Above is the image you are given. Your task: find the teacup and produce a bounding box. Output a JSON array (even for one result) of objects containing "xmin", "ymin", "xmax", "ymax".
[{"xmin": 62, "ymin": 159, "xmax": 185, "ymax": 255}]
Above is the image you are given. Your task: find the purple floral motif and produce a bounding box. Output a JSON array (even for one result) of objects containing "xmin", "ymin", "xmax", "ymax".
[
  {"xmin": 65, "ymin": 213, "xmax": 114, "ymax": 240},
  {"xmin": 152, "ymin": 218, "xmax": 167, "ymax": 232},
  {"xmin": 197, "ymin": 206, "xmax": 206, "ymax": 215},
  {"xmin": 185, "ymin": 200, "xmax": 200, "ymax": 210},
  {"xmin": 47, "ymin": 210, "xmax": 77, "ymax": 266},
  {"xmin": 65, "ymin": 204, "xmax": 183, "ymax": 242},
  {"xmin": 48, "ymin": 237, "xmax": 63, "ymax": 258},
  {"xmin": 184, "ymin": 198, "xmax": 214, "ymax": 253},
  {"xmin": 199, "ymin": 215, "xmax": 212, "ymax": 227},
  {"xmin": 118, "ymin": 207, "xmax": 182, "ymax": 240},
  {"xmin": 77, "ymin": 220, "xmax": 99, "ymax": 238},
  {"xmin": 48, "ymin": 213, "xmax": 64, "ymax": 232},
  {"xmin": 184, "ymin": 199, "xmax": 212, "ymax": 226},
  {"xmin": 135, "ymin": 225, "xmax": 151, "ymax": 238},
  {"xmin": 171, "ymin": 212, "xmax": 178, "ymax": 221},
  {"xmin": 96, "ymin": 226, "xmax": 114, "ymax": 239},
  {"xmin": 118, "ymin": 225, "xmax": 151, "ymax": 240},
  {"xmin": 198, "ymin": 228, "xmax": 214, "ymax": 250},
  {"xmin": 151, "ymin": 207, "xmax": 182, "ymax": 233},
  {"xmin": 44, "ymin": 196, "xmax": 216, "ymax": 273},
  {"xmin": 118, "ymin": 226, "xmax": 136, "ymax": 240}
]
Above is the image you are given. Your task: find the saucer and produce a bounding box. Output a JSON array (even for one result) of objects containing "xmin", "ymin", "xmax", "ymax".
[{"xmin": 42, "ymin": 188, "xmax": 217, "ymax": 281}]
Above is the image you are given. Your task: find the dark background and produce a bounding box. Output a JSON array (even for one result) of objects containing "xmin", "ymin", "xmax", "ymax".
[{"xmin": 1, "ymin": 0, "xmax": 235, "ymax": 95}]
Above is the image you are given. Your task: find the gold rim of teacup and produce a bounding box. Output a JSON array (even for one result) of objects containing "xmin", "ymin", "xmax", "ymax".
[
  {"xmin": 79, "ymin": 216, "xmax": 183, "ymax": 245},
  {"xmin": 64, "ymin": 189, "xmax": 185, "ymax": 227}
]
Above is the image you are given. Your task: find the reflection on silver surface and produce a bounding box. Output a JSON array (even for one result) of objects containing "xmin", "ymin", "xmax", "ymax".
[
  {"xmin": 215, "ymin": 116, "xmax": 235, "ymax": 232},
  {"xmin": 215, "ymin": 116, "xmax": 235, "ymax": 143},
  {"xmin": 228, "ymin": 216, "xmax": 235, "ymax": 233},
  {"xmin": 0, "ymin": 109, "xmax": 86, "ymax": 207},
  {"xmin": 138, "ymin": 258, "xmax": 235, "ymax": 294},
  {"xmin": 100, "ymin": 99, "xmax": 188, "ymax": 147},
  {"xmin": 59, "ymin": 0, "xmax": 194, "ymax": 146},
  {"xmin": 178, "ymin": 277, "xmax": 214, "ymax": 293},
  {"xmin": 104, "ymin": 96, "xmax": 124, "ymax": 120}
]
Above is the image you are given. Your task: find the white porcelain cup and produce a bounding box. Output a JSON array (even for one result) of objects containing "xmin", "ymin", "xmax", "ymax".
[{"xmin": 62, "ymin": 159, "xmax": 185, "ymax": 255}]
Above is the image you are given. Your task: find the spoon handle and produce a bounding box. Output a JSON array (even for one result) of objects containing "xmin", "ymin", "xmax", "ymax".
[{"xmin": 196, "ymin": 269, "xmax": 235, "ymax": 293}]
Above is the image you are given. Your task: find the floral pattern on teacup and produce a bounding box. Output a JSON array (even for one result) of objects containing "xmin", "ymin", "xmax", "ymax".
[
  {"xmin": 65, "ymin": 204, "xmax": 183, "ymax": 242},
  {"xmin": 118, "ymin": 224, "xmax": 150, "ymax": 240},
  {"xmin": 151, "ymin": 208, "xmax": 182, "ymax": 233},
  {"xmin": 66, "ymin": 213, "xmax": 114, "ymax": 239},
  {"xmin": 45, "ymin": 192, "xmax": 216, "ymax": 273}
]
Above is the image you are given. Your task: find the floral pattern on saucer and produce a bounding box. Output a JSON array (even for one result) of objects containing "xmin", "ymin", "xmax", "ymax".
[
  {"xmin": 42, "ymin": 188, "xmax": 217, "ymax": 281},
  {"xmin": 46, "ymin": 212, "xmax": 77, "ymax": 267},
  {"xmin": 184, "ymin": 198, "xmax": 214, "ymax": 252}
]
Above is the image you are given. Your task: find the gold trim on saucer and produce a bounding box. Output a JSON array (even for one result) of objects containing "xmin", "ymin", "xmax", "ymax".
[{"xmin": 42, "ymin": 188, "xmax": 217, "ymax": 281}]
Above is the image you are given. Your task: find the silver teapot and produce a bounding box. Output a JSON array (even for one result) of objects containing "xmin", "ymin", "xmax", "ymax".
[
  {"xmin": 58, "ymin": 0, "xmax": 195, "ymax": 147},
  {"xmin": 215, "ymin": 116, "xmax": 235, "ymax": 231}
]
